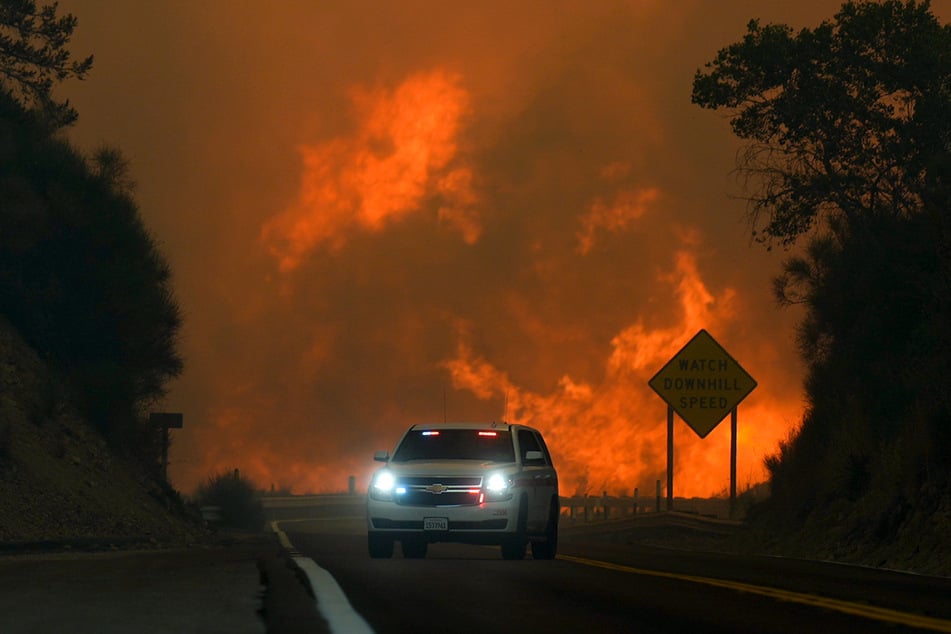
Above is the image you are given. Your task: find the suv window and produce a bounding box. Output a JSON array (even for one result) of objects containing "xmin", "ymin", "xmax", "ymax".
[
  {"xmin": 391, "ymin": 429, "xmax": 515, "ymax": 463},
  {"xmin": 517, "ymin": 429, "xmax": 546, "ymax": 466}
]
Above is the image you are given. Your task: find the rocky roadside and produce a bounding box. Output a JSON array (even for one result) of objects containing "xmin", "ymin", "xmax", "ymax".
[{"xmin": 0, "ymin": 318, "xmax": 206, "ymax": 548}]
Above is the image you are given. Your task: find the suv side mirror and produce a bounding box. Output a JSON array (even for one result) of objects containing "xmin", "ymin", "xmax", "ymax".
[
  {"xmin": 373, "ymin": 450, "xmax": 389, "ymax": 462},
  {"xmin": 524, "ymin": 450, "xmax": 544, "ymax": 464}
]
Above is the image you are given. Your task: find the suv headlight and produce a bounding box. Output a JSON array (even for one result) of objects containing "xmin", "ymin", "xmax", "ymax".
[
  {"xmin": 370, "ymin": 470, "xmax": 396, "ymax": 501},
  {"xmin": 483, "ymin": 472, "xmax": 513, "ymax": 502}
]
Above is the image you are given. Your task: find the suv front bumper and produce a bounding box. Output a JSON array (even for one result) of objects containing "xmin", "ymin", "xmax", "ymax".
[{"xmin": 367, "ymin": 496, "xmax": 519, "ymax": 544}]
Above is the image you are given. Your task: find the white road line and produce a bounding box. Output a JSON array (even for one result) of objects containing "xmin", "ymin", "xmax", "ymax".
[{"xmin": 270, "ymin": 521, "xmax": 374, "ymax": 634}]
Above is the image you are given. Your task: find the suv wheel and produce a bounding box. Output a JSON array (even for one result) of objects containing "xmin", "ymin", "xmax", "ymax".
[
  {"xmin": 531, "ymin": 498, "xmax": 559, "ymax": 560},
  {"xmin": 500, "ymin": 497, "xmax": 528, "ymax": 560},
  {"xmin": 368, "ymin": 532, "xmax": 394, "ymax": 559}
]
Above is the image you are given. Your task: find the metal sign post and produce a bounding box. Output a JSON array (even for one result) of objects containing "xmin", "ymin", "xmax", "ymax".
[
  {"xmin": 730, "ymin": 407, "xmax": 738, "ymax": 516},
  {"xmin": 667, "ymin": 404, "xmax": 674, "ymax": 511},
  {"xmin": 649, "ymin": 330, "xmax": 756, "ymax": 515}
]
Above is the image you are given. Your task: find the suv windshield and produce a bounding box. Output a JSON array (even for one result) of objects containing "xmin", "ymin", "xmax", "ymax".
[{"xmin": 391, "ymin": 429, "xmax": 515, "ymax": 463}]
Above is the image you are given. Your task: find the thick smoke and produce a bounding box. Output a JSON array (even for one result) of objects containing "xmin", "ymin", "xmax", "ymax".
[{"xmin": 58, "ymin": 1, "xmax": 947, "ymax": 496}]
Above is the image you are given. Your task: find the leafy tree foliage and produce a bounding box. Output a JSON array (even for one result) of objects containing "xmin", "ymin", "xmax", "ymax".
[
  {"xmin": 693, "ymin": 0, "xmax": 951, "ymax": 543},
  {"xmin": 692, "ymin": 0, "xmax": 951, "ymax": 247},
  {"xmin": 0, "ymin": 90, "xmax": 182, "ymax": 461},
  {"xmin": 0, "ymin": 0, "xmax": 92, "ymax": 128}
]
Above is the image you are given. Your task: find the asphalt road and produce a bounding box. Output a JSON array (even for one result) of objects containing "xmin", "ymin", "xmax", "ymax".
[
  {"xmin": 280, "ymin": 498, "xmax": 951, "ymax": 634},
  {"xmin": 0, "ymin": 539, "xmax": 271, "ymax": 634}
]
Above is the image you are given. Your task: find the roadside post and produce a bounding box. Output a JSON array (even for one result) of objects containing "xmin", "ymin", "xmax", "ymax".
[
  {"xmin": 648, "ymin": 330, "xmax": 756, "ymax": 516},
  {"xmin": 150, "ymin": 412, "xmax": 184, "ymax": 482}
]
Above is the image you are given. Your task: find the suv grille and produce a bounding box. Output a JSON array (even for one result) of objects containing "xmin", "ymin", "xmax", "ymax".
[{"xmin": 397, "ymin": 476, "xmax": 483, "ymax": 507}]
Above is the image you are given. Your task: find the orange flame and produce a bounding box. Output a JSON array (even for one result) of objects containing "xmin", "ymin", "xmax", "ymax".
[
  {"xmin": 181, "ymin": 67, "xmax": 802, "ymax": 500},
  {"xmin": 577, "ymin": 187, "xmax": 660, "ymax": 255},
  {"xmin": 186, "ymin": 241, "xmax": 800, "ymax": 499},
  {"xmin": 261, "ymin": 69, "xmax": 477, "ymax": 271},
  {"xmin": 444, "ymin": 249, "xmax": 799, "ymax": 498}
]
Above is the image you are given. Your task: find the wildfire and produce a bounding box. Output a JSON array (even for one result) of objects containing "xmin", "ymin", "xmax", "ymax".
[
  {"xmin": 261, "ymin": 69, "xmax": 478, "ymax": 271},
  {"xmin": 577, "ymin": 187, "xmax": 660, "ymax": 255},
  {"xmin": 444, "ymin": 250, "xmax": 799, "ymax": 498},
  {"xmin": 183, "ymin": 68, "xmax": 802, "ymax": 500}
]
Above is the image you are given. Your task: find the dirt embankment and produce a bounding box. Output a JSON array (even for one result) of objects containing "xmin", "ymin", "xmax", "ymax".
[{"xmin": 0, "ymin": 318, "xmax": 205, "ymax": 547}]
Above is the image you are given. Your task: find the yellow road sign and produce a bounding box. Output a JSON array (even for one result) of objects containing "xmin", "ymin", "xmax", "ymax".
[{"xmin": 649, "ymin": 329, "xmax": 757, "ymax": 438}]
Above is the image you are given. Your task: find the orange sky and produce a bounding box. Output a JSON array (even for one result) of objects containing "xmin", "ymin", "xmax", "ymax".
[{"xmin": 57, "ymin": 1, "xmax": 951, "ymax": 497}]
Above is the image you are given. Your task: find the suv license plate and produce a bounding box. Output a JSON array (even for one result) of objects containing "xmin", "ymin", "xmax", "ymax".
[{"xmin": 423, "ymin": 517, "xmax": 448, "ymax": 531}]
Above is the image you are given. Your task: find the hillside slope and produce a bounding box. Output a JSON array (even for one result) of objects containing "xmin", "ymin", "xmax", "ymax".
[{"xmin": 0, "ymin": 318, "xmax": 204, "ymax": 546}]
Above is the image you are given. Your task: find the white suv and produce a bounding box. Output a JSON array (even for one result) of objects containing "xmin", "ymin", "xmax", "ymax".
[{"xmin": 366, "ymin": 422, "xmax": 559, "ymax": 560}]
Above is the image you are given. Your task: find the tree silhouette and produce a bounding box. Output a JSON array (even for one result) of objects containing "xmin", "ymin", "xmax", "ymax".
[
  {"xmin": 1, "ymin": 9, "xmax": 181, "ymax": 466},
  {"xmin": 0, "ymin": 0, "xmax": 92, "ymax": 128},
  {"xmin": 692, "ymin": 0, "xmax": 950, "ymax": 248},
  {"xmin": 693, "ymin": 0, "xmax": 951, "ymax": 550}
]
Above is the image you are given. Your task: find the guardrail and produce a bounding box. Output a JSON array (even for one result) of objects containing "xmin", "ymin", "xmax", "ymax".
[
  {"xmin": 258, "ymin": 495, "xmax": 355, "ymax": 509},
  {"xmin": 560, "ymin": 494, "xmax": 733, "ymax": 521},
  {"xmin": 256, "ymin": 492, "xmax": 734, "ymax": 521},
  {"xmin": 199, "ymin": 505, "xmax": 222, "ymax": 522},
  {"xmin": 561, "ymin": 494, "xmax": 658, "ymax": 521}
]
